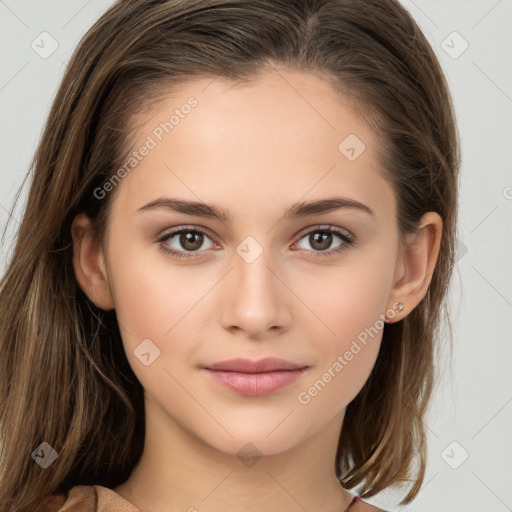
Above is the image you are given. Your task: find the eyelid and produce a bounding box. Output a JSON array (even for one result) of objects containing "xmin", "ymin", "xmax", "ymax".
[
  {"xmin": 156, "ymin": 223, "xmax": 356, "ymax": 259},
  {"xmin": 157, "ymin": 223, "xmax": 353, "ymax": 243},
  {"xmin": 293, "ymin": 223, "xmax": 352, "ymax": 240},
  {"xmin": 156, "ymin": 225, "xmax": 219, "ymax": 248}
]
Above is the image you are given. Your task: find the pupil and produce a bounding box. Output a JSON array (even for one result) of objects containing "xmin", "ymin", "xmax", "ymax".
[
  {"xmin": 181, "ymin": 232, "xmax": 202, "ymax": 251},
  {"xmin": 312, "ymin": 232, "xmax": 331, "ymax": 251}
]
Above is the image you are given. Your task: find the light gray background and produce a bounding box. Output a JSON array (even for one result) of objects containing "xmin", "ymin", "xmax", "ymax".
[{"xmin": 1, "ymin": 1, "xmax": 511, "ymax": 510}]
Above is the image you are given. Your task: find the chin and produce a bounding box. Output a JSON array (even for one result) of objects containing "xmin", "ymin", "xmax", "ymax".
[{"xmin": 200, "ymin": 426, "xmax": 306, "ymax": 459}]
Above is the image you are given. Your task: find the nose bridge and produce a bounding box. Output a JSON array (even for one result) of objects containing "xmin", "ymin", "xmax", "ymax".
[
  {"xmin": 220, "ymin": 233, "xmax": 289, "ymax": 333},
  {"xmin": 234, "ymin": 234, "xmax": 280, "ymax": 301}
]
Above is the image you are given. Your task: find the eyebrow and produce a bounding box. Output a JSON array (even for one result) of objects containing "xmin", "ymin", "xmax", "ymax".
[{"xmin": 136, "ymin": 196, "xmax": 375, "ymax": 223}]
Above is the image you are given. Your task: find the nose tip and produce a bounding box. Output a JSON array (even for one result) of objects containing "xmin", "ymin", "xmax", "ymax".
[{"xmin": 220, "ymin": 257, "xmax": 291, "ymax": 337}]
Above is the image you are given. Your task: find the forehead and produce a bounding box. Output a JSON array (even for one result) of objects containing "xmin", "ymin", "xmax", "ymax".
[{"xmin": 109, "ymin": 68, "xmax": 395, "ymax": 228}]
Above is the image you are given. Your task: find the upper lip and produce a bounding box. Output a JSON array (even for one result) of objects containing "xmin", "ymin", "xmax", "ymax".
[{"xmin": 204, "ymin": 357, "xmax": 308, "ymax": 373}]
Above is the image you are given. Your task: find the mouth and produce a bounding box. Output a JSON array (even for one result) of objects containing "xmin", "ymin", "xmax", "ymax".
[
  {"xmin": 202, "ymin": 357, "xmax": 309, "ymax": 396},
  {"xmin": 204, "ymin": 357, "xmax": 308, "ymax": 373}
]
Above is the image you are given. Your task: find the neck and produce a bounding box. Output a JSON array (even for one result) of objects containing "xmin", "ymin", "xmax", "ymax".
[{"xmin": 114, "ymin": 393, "xmax": 353, "ymax": 512}]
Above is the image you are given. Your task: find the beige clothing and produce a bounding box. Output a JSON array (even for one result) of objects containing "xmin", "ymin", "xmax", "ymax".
[{"xmin": 44, "ymin": 484, "xmax": 387, "ymax": 511}]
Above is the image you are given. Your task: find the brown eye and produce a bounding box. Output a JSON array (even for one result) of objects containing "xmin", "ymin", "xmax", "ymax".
[
  {"xmin": 308, "ymin": 231, "xmax": 335, "ymax": 251},
  {"xmin": 157, "ymin": 227, "xmax": 215, "ymax": 259},
  {"xmin": 294, "ymin": 226, "xmax": 355, "ymax": 258},
  {"xmin": 177, "ymin": 231, "xmax": 204, "ymax": 251}
]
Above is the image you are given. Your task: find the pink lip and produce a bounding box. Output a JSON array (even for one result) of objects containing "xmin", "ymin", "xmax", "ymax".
[
  {"xmin": 205, "ymin": 357, "xmax": 307, "ymax": 373},
  {"xmin": 202, "ymin": 357, "xmax": 309, "ymax": 396}
]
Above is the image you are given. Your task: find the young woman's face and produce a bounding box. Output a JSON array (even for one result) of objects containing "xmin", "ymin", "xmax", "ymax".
[{"xmin": 97, "ymin": 69, "xmax": 404, "ymax": 456}]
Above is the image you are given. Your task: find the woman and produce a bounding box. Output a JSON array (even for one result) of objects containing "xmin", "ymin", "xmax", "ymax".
[{"xmin": 0, "ymin": 1, "xmax": 460, "ymax": 511}]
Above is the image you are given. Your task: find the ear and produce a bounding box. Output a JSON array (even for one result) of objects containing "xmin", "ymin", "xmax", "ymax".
[
  {"xmin": 386, "ymin": 211, "xmax": 443, "ymax": 323},
  {"xmin": 71, "ymin": 213, "xmax": 115, "ymax": 311}
]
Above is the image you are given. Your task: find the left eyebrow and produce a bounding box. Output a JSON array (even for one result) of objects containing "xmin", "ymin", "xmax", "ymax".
[{"xmin": 136, "ymin": 196, "xmax": 375, "ymax": 224}]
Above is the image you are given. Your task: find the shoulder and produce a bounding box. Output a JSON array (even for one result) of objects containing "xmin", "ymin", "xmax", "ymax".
[
  {"xmin": 346, "ymin": 495, "xmax": 389, "ymax": 512},
  {"xmin": 43, "ymin": 485, "xmax": 96, "ymax": 512},
  {"xmin": 43, "ymin": 484, "xmax": 139, "ymax": 512}
]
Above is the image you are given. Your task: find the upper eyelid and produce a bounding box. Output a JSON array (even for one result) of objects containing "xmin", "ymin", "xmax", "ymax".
[
  {"xmin": 295, "ymin": 224, "xmax": 352, "ymax": 238},
  {"xmin": 159, "ymin": 224, "xmax": 354, "ymax": 246},
  {"xmin": 159, "ymin": 225, "xmax": 218, "ymax": 244}
]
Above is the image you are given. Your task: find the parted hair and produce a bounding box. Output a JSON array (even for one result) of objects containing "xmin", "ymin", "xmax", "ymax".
[{"xmin": 0, "ymin": 1, "xmax": 460, "ymax": 510}]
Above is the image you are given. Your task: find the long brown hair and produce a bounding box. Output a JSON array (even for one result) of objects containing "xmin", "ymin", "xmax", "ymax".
[{"xmin": 0, "ymin": 1, "xmax": 460, "ymax": 510}]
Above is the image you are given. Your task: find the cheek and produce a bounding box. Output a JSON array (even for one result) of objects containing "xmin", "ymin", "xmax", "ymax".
[
  {"xmin": 106, "ymin": 236, "xmax": 204, "ymax": 355},
  {"xmin": 296, "ymin": 263, "xmax": 392, "ymax": 409},
  {"xmin": 107, "ymin": 244, "xmax": 212, "ymax": 401}
]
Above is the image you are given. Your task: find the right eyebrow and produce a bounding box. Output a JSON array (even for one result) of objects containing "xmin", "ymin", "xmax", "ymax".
[{"xmin": 136, "ymin": 196, "xmax": 375, "ymax": 224}]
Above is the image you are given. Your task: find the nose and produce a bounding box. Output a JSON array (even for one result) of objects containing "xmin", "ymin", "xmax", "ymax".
[{"xmin": 219, "ymin": 243, "xmax": 292, "ymax": 339}]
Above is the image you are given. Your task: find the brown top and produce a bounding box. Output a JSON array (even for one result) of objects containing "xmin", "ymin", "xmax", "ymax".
[{"xmin": 44, "ymin": 485, "xmax": 387, "ymax": 512}]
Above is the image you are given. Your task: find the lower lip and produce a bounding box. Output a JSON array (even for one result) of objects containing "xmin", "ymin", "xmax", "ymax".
[{"xmin": 203, "ymin": 368, "xmax": 308, "ymax": 396}]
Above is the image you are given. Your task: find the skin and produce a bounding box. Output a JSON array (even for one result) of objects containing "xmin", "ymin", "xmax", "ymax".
[{"xmin": 71, "ymin": 67, "xmax": 442, "ymax": 512}]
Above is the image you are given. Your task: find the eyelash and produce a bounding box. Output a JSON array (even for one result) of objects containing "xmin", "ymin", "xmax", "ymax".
[{"xmin": 156, "ymin": 224, "xmax": 356, "ymax": 260}]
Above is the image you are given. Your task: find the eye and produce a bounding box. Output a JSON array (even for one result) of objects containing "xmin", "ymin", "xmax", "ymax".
[
  {"xmin": 156, "ymin": 226, "xmax": 216, "ymax": 259},
  {"xmin": 293, "ymin": 225, "xmax": 356, "ymax": 258},
  {"xmin": 156, "ymin": 224, "xmax": 356, "ymax": 260}
]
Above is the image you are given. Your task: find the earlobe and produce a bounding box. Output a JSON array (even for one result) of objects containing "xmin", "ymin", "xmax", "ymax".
[
  {"xmin": 386, "ymin": 212, "xmax": 443, "ymax": 322},
  {"xmin": 71, "ymin": 213, "xmax": 115, "ymax": 311}
]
